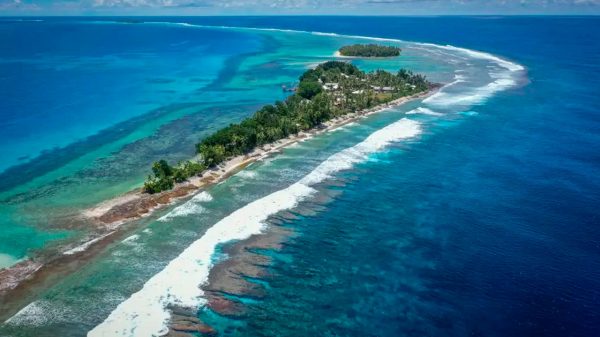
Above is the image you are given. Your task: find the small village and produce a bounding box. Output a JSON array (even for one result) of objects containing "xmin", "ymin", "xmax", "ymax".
[{"xmin": 145, "ymin": 60, "xmax": 430, "ymax": 193}]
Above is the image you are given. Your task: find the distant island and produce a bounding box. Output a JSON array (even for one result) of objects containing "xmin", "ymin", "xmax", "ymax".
[
  {"xmin": 144, "ymin": 61, "xmax": 430, "ymax": 193},
  {"xmin": 338, "ymin": 44, "xmax": 401, "ymax": 57}
]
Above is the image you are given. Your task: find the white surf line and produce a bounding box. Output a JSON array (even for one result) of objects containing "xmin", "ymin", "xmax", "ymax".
[
  {"xmin": 406, "ymin": 107, "xmax": 444, "ymax": 116},
  {"xmin": 129, "ymin": 20, "xmax": 524, "ymax": 74},
  {"xmin": 87, "ymin": 118, "xmax": 422, "ymax": 337},
  {"xmin": 146, "ymin": 21, "xmax": 524, "ymax": 109},
  {"xmin": 416, "ymin": 43, "xmax": 525, "ymax": 72},
  {"xmin": 157, "ymin": 191, "xmax": 213, "ymax": 222},
  {"xmin": 420, "ymin": 52, "xmax": 522, "ymax": 107},
  {"xmin": 92, "ymin": 20, "xmax": 525, "ymax": 106},
  {"xmin": 63, "ymin": 231, "xmax": 116, "ymax": 256},
  {"xmin": 6, "ymin": 300, "xmax": 58, "ymax": 327},
  {"xmin": 423, "ymin": 77, "xmax": 515, "ymax": 107}
]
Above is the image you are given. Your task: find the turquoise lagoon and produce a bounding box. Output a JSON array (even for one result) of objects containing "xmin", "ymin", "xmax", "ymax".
[{"xmin": 2, "ymin": 16, "xmax": 598, "ymax": 337}]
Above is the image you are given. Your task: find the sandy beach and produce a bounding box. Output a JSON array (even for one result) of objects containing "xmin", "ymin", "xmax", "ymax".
[{"xmin": 82, "ymin": 88, "xmax": 436, "ymax": 227}]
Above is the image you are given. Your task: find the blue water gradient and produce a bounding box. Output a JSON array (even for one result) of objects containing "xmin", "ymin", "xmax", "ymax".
[
  {"xmin": 0, "ymin": 20, "xmax": 264, "ymax": 265},
  {"xmin": 0, "ymin": 16, "xmax": 598, "ymax": 337},
  {"xmin": 179, "ymin": 16, "xmax": 600, "ymax": 337},
  {"xmin": 0, "ymin": 20, "xmax": 259, "ymax": 174}
]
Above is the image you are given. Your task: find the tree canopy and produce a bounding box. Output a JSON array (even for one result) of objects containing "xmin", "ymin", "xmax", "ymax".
[
  {"xmin": 339, "ymin": 44, "xmax": 401, "ymax": 57},
  {"xmin": 143, "ymin": 61, "xmax": 429, "ymax": 194}
]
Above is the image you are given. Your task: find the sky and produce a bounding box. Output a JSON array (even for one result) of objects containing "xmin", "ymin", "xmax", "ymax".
[{"xmin": 1, "ymin": 0, "xmax": 600, "ymax": 15}]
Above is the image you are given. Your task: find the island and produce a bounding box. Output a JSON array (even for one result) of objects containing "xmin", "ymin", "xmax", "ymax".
[
  {"xmin": 143, "ymin": 61, "xmax": 431, "ymax": 194},
  {"xmin": 338, "ymin": 44, "xmax": 401, "ymax": 57}
]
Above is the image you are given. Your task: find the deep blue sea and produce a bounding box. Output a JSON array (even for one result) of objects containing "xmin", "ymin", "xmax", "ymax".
[
  {"xmin": 1, "ymin": 16, "xmax": 599, "ymax": 337},
  {"xmin": 0, "ymin": 19, "xmax": 267, "ymax": 266},
  {"xmin": 188, "ymin": 16, "xmax": 600, "ymax": 337},
  {"xmin": 0, "ymin": 20, "xmax": 260, "ymax": 173}
]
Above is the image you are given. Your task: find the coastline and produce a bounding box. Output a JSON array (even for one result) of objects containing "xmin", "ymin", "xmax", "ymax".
[
  {"xmin": 0, "ymin": 88, "xmax": 436, "ymax": 322},
  {"xmin": 0, "ymin": 17, "xmax": 535, "ymax": 337},
  {"xmin": 83, "ymin": 88, "xmax": 436, "ymax": 226}
]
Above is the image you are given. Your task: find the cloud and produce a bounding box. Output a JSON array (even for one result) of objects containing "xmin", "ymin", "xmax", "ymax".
[
  {"xmin": 0, "ymin": 0, "xmax": 40, "ymax": 10},
  {"xmin": 90, "ymin": 0, "xmax": 324, "ymax": 8},
  {"xmin": 1, "ymin": 0, "xmax": 599, "ymax": 14},
  {"xmin": 85, "ymin": 0, "xmax": 600, "ymax": 9}
]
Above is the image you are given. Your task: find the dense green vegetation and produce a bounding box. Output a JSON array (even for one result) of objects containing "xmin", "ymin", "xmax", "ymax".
[
  {"xmin": 339, "ymin": 44, "xmax": 401, "ymax": 57},
  {"xmin": 143, "ymin": 160, "xmax": 206, "ymax": 194},
  {"xmin": 144, "ymin": 61, "xmax": 430, "ymax": 194}
]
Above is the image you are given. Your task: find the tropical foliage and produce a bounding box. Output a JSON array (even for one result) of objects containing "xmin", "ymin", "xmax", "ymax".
[
  {"xmin": 144, "ymin": 61, "xmax": 430, "ymax": 194},
  {"xmin": 339, "ymin": 44, "xmax": 401, "ymax": 57},
  {"xmin": 143, "ymin": 160, "xmax": 206, "ymax": 194}
]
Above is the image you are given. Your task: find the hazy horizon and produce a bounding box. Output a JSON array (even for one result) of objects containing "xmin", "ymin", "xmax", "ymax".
[{"xmin": 2, "ymin": 0, "xmax": 600, "ymax": 16}]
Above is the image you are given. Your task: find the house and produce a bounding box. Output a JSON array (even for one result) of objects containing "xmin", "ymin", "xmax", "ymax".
[
  {"xmin": 371, "ymin": 85, "xmax": 395, "ymax": 93},
  {"xmin": 323, "ymin": 82, "xmax": 340, "ymax": 91}
]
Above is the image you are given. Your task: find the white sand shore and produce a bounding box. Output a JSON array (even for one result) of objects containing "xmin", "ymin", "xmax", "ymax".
[{"xmin": 82, "ymin": 89, "xmax": 435, "ymax": 227}]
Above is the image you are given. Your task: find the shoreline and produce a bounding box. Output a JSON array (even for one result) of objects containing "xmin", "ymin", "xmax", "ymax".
[
  {"xmin": 84, "ymin": 88, "xmax": 436, "ymax": 226},
  {"xmin": 0, "ymin": 88, "xmax": 436, "ymax": 322},
  {"xmin": 81, "ymin": 87, "xmax": 438, "ymax": 229}
]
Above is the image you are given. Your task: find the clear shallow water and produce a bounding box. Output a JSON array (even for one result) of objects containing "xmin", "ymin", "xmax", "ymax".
[
  {"xmin": 1, "ymin": 16, "xmax": 599, "ymax": 337},
  {"xmin": 0, "ymin": 20, "xmax": 273, "ymax": 266},
  {"xmin": 0, "ymin": 20, "xmax": 257, "ymax": 173}
]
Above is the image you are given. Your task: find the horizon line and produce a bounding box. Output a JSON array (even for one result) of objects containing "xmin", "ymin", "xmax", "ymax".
[{"xmin": 2, "ymin": 14, "xmax": 600, "ymax": 17}]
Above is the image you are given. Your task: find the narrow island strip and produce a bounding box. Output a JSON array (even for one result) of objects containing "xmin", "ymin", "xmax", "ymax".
[
  {"xmin": 86, "ymin": 60, "xmax": 437, "ymax": 225},
  {"xmin": 0, "ymin": 59, "xmax": 439, "ymax": 321}
]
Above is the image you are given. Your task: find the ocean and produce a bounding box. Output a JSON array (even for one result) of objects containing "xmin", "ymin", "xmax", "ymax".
[{"xmin": 0, "ymin": 16, "xmax": 599, "ymax": 337}]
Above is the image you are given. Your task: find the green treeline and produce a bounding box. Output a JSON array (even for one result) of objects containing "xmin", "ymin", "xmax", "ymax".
[
  {"xmin": 144, "ymin": 61, "xmax": 429, "ymax": 194},
  {"xmin": 339, "ymin": 44, "xmax": 401, "ymax": 57},
  {"xmin": 143, "ymin": 160, "xmax": 206, "ymax": 194}
]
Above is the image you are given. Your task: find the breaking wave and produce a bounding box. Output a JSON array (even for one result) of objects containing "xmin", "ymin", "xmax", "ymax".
[
  {"xmin": 88, "ymin": 118, "xmax": 422, "ymax": 337},
  {"xmin": 406, "ymin": 107, "xmax": 443, "ymax": 116},
  {"xmin": 423, "ymin": 77, "xmax": 517, "ymax": 107},
  {"xmin": 63, "ymin": 231, "xmax": 116, "ymax": 256},
  {"xmin": 157, "ymin": 192, "xmax": 213, "ymax": 222}
]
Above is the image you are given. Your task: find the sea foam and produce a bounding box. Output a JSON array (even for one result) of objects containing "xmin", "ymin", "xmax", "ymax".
[
  {"xmin": 7, "ymin": 300, "xmax": 72, "ymax": 327},
  {"xmin": 87, "ymin": 119, "xmax": 422, "ymax": 337},
  {"xmin": 235, "ymin": 170, "xmax": 258, "ymax": 179},
  {"xmin": 108, "ymin": 19, "xmax": 524, "ymax": 79},
  {"xmin": 63, "ymin": 231, "xmax": 116, "ymax": 256},
  {"xmin": 416, "ymin": 42, "xmax": 524, "ymax": 72},
  {"xmin": 423, "ymin": 77, "xmax": 517, "ymax": 107},
  {"xmin": 406, "ymin": 107, "xmax": 443, "ymax": 116},
  {"xmin": 157, "ymin": 191, "xmax": 213, "ymax": 222}
]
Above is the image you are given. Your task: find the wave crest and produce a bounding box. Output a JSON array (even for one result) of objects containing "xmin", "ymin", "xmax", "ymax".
[{"xmin": 88, "ymin": 119, "xmax": 422, "ymax": 337}]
